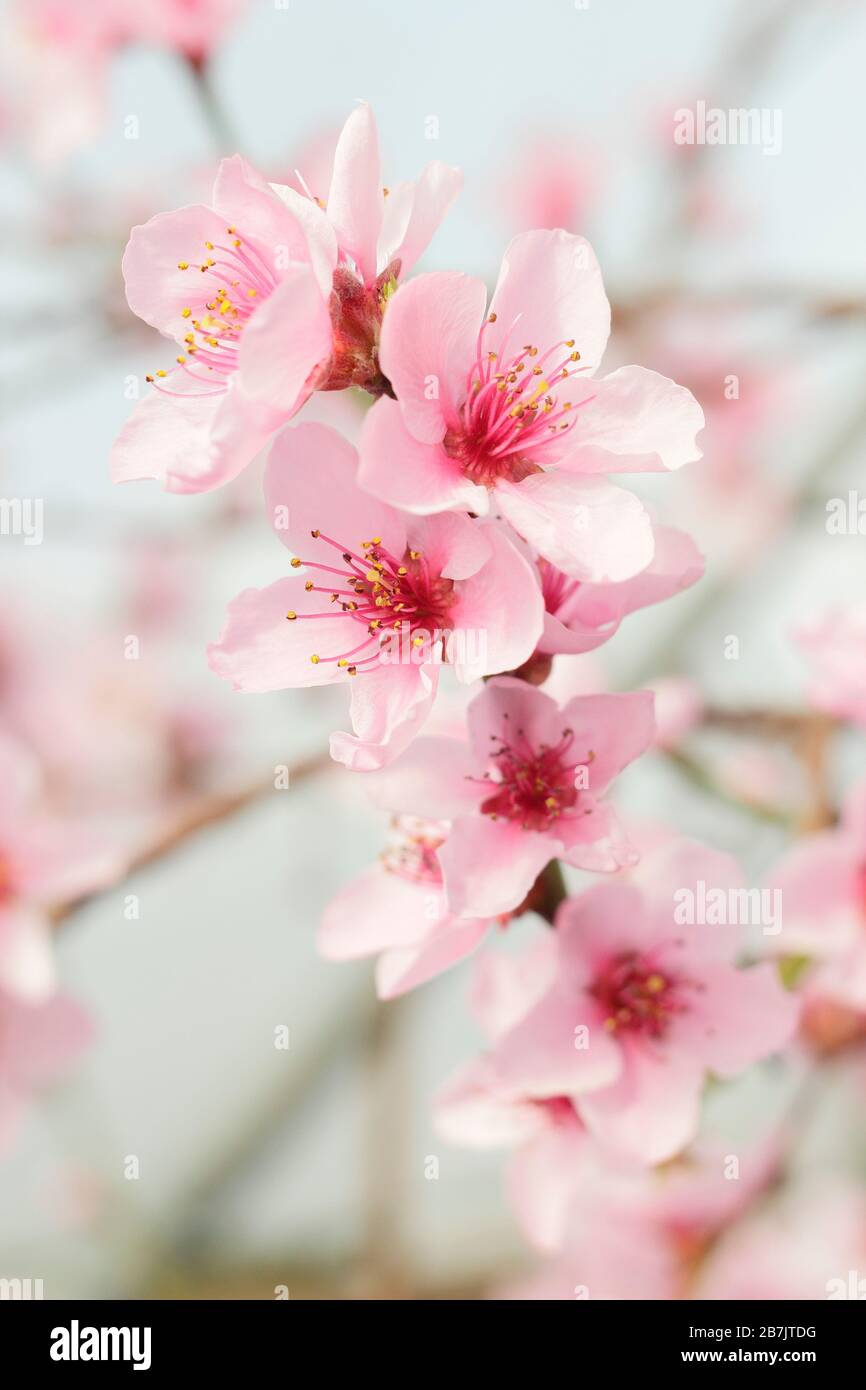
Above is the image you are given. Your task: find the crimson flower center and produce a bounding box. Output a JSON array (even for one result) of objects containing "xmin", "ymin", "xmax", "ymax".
[
  {"xmin": 591, "ymin": 952, "xmax": 684, "ymax": 1039},
  {"xmin": 477, "ymin": 721, "xmax": 585, "ymax": 831},
  {"xmin": 442, "ymin": 311, "xmax": 594, "ymax": 487},
  {"xmin": 287, "ymin": 531, "xmax": 455, "ymax": 675}
]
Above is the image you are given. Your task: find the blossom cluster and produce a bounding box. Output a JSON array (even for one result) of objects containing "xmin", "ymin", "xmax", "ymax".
[{"xmin": 110, "ymin": 102, "xmax": 812, "ymax": 1294}]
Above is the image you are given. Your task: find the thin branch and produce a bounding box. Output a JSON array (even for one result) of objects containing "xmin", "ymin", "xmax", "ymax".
[{"xmin": 50, "ymin": 752, "xmax": 333, "ymax": 928}]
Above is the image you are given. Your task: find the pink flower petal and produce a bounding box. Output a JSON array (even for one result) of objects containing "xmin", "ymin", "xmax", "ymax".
[
  {"xmin": 558, "ymin": 689, "xmax": 656, "ymax": 794},
  {"xmin": 319, "ymin": 864, "xmax": 436, "ymax": 959},
  {"xmin": 434, "ymin": 1056, "xmax": 546, "ymax": 1149},
  {"xmin": 212, "ymin": 155, "xmax": 320, "ymax": 274},
  {"xmin": 448, "ymin": 525, "xmax": 544, "ymax": 681},
  {"xmin": 506, "ymin": 1119, "xmax": 593, "ymax": 1253},
  {"xmin": 669, "ymin": 963, "xmax": 798, "ymax": 1077},
  {"xmin": 264, "ymin": 421, "xmax": 405, "ymax": 558},
  {"xmin": 560, "ymin": 365, "xmax": 704, "ymax": 473},
  {"xmin": 491, "ymin": 987, "xmax": 622, "ymax": 1097},
  {"xmin": 406, "ymin": 511, "xmax": 492, "ymax": 582},
  {"xmin": 486, "ymin": 229, "xmax": 611, "ymax": 377},
  {"xmin": 438, "ymin": 815, "xmax": 555, "ymax": 918},
  {"xmin": 0, "ymin": 910, "xmax": 55, "ymax": 1002},
  {"xmin": 470, "ymin": 939, "xmax": 559, "ymax": 1042},
  {"xmin": 375, "ymin": 917, "xmax": 489, "ymax": 998},
  {"xmin": 577, "ymin": 1039, "xmax": 705, "ymax": 1163},
  {"xmin": 331, "ymin": 662, "xmax": 438, "ymax": 772},
  {"xmin": 557, "ymin": 800, "xmax": 638, "ymax": 872},
  {"xmin": 377, "ymin": 161, "xmax": 463, "ymax": 276},
  {"xmin": 365, "ymin": 737, "xmax": 483, "ymax": 820},
  {"xmin": 122, "ymin": 203, "xmax": 232, "ymax": 341},
  {"xmin": 378, "ymin": 271, "xmax": 488, "ymax": 443},
  {"xmin": 208, "ymin": 577, "xmax": 355, "ymax": 690},
  {"xmin": 237, "ymin": 262, "xmax": 332, "ymax": 413},
  {"xmin": 111, "ymin": 376, "xmax": 280, "ymax": 493},
  {"xmin": 326, "ymin": 102, "xmax": 383, "ymax": 286},
  {"xmin": 495, "ymin": 472, "xmax": 655, "ymax": 582},
  {"xmin": 358, "ymin": 396, "xmax": 488, "ymax": 514},
  {"xmin": 466, "ymin": 675, "xmax": 564, "ymax": 757}
]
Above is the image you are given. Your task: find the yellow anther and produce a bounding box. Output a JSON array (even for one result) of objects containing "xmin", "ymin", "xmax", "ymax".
[
  {"xmin": 310, "ymin": 654, "xmax": 320, "ymax": 664},
  {"xmin": 155, "ymin": 370, "xmax": 167, "ymax": 378},
  {"xmin": 290, "ymin": 558, "xmax": 302, "ymax": 568},
  {"xmin": 177, "ymin": 261, "xmax": 189, "ymax": 270},
  {"xmin": 181, "ymin": 307, "xmax": 191, "ymax": 318},
  {"xmin": 286, "ymin": 611, "xmax": 297, "ymax": 620}
]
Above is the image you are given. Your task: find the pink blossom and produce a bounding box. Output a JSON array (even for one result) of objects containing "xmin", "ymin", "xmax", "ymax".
[
  {"xmin": 0, "ymin": 734, "xmax": 118, "ymax": 1001},
  {"xmin": 766, "ymin": 777, "xmax": 866, "ymax": 1011},
  {"xmin": 6, "ymin": 2, "xmax": 248, "ymax": 162},
  {"xmin": 796, "ymin": 602, "xmax": 866, "ymax": 727},
  {"xmin": 358, "ymin": 230, "xmax": 703, "ymax": 579},
  {"xmin": 0, "ymin": 986, "xmax": 93, "ymax": 1152},
  {"xmin": 437, "ymin": 931, "xmax": 784, "ymax": 1252},
  {"xmin": 695, "ymin": 1184, "xmax": 866, "ymax": 1301},
  {"xmin": 503, "ymin": 1129, "xmax": 782, "ymax": 1300},
  {"xmin": 319, "ymin": 817, "xmax": 492, "ymax": 997},
  {"xmin": 447, "ymin": 840, "xmax": 797, "ymax": 1162},
  {"xmin": 537, "ymin": 523, "xmax": 704, "ymax": 659},
  {"xmin": 112, "ymin": 104, "xmax": 461, "ymax": 493},
  {"xmin": 648, "ymin": 676, "xmax": 704, "ymax": 749},
  {"xmin": 366, "ymin": 678, "xmax": 655, "ymax": 917},
  {"xmin": 0, "ymin": 735, "xmax": 101, "ymax": 1152},
  {"xmin": 208, "ymin": 424, "xmax": 543, "ymax": 771},
  {"xmin": 497, "ymin": 136, "xmax": 600, "ymax": 235}
]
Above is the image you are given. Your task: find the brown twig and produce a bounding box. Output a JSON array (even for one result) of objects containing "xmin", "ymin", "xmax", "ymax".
[{"xmin": 50, "ymin": 752, "xmax": 333, "ymax": 928}]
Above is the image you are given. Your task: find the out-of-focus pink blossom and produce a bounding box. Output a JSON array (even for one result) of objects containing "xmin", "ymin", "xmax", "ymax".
[
  {"xmin": 359, "ymin": 230, "xmax": 703, "ymax": 579},
  {"xmin": 0, "ymin": 734, "xmax": 118, "ymax": 1001},
  {"xmin": 0, "ymin": 986, "xmax": 93, "ymax": 1152},
  {"xmin": 444, "ymin": 839, "xmax": 797, "ymax": 1163},
  {"xmin": 797, "ymin": 602, "xmax": 866, "ymax": 728},
  {"xmin": 648, "ymin": 675, "xmax": 703, "ymax": 749},
  {"xmin": 766, "ymin": 777, "xmax": 866, "ymax": 1013},
  {"xmin": 113, "ymin": 105, "xmax": 461, "ymax": 493},
  {"xmin": 208, "ymin": 423, "xmax": 543, "ymax": 771},
  {"xmin": 497, "ymin": 136, "xmax": 600, "ymax": 234},
  {"xmin": 6, "ymin": 1, "xmax": 249, "ymax": 162},
  {"xmin": 695, "ymin": 1184, "xmax": 866, "ymax": 1300},
  {"xmin": 319, "ymin": 817, "xmax": 492, "ymax": 997},
  {"xmin": 537, "ymin": 525, "xmax": 704, "ymax": 660},
  {"xmin": 366, "ymin": 678, "xmax": 655, "ymax": 918},
  {"xmin": 0, "ymin": 736, "xmax": 101, "ymax": 1153}
]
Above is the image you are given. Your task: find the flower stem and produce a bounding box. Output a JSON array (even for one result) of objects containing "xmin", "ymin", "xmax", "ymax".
[{"xmin": 534, "ymin": 859, "xmax": 567, "ymax": 926}]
